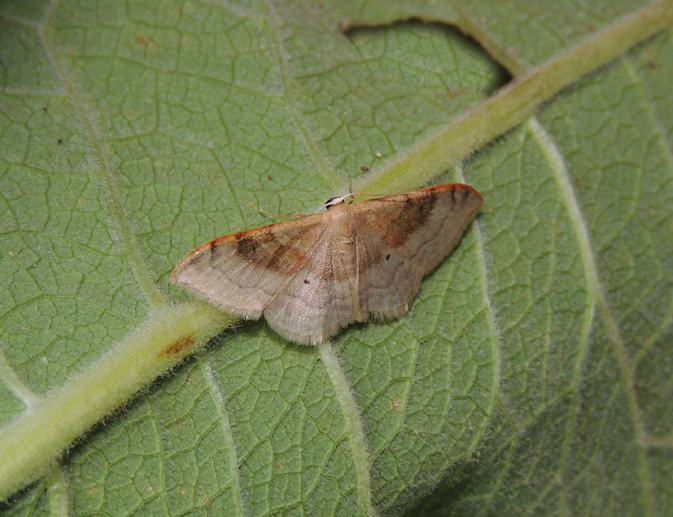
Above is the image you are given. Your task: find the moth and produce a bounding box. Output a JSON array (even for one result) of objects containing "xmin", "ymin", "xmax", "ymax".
[{"xmin": 170, "ymin": 183, "xmax": 483, "ymax": 345}]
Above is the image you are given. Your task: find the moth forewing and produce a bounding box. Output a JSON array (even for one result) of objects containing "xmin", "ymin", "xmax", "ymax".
[{"xmin": 171, "ymin": 183, "xmax": 483, "ymax": 344}]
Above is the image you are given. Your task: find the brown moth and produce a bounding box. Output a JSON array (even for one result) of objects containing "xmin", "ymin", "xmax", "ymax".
[{"xmin": 170, "ymin": 183, "xmax": 483, "ymax": 345}]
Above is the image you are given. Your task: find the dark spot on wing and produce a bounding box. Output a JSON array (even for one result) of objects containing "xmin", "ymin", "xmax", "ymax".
[
  {"xmin": 378, "ymin": 189, "xmax": 438, "ymax": 248},
  {"xmin": 233, "ymin": 225, "xmax": 313, "ymax": 276},
  {"xmin": 234, "ymin": 233, "xmax": 260, "ymax": 261},
  {"xmin": 304, "ymin": 279, "xmax": 310, "ymax": 284},
  {"xmin": 385, "ymin": 254, "xmax": 391, "ymax": 261},
  {"xmin": 185, "ymin": 252, "xmax": 202, "ymax": 268}
]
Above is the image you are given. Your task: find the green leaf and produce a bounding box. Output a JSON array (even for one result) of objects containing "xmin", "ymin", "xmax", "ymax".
[{"xmin": 1, "ymin": 0, "xmax": 672, "ymax": 515}]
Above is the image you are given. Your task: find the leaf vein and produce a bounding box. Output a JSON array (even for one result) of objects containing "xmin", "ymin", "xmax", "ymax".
[
  {"xmin": 528, "ymin": 117, "xmax": 654, "ymax": 513},
  {"xmin": 38, "ymin": 0, "xmax": 165, "ymax": 309}
]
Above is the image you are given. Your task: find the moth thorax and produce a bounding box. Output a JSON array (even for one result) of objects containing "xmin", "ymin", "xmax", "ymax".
[{"xmin": 325, "ymin": 202, "xmax": 355, "ymax": 240}]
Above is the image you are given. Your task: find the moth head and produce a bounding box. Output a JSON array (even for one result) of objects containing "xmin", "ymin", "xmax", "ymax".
[{"xmin": 324, "ymin": 193, "xmax": 355, "ymax": 210}]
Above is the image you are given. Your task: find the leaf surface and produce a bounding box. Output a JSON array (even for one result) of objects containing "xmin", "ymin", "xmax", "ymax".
[{"xmin": 0, "ymin": 0, "xmax": 672, "ymax": 515}]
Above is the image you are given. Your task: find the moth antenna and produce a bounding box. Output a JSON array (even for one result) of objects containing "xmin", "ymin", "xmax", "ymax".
[
  {"xmin": 323, "ymin": 192, "xmax": 358, "ymax": 210},
  {"xmin": 259, "ymin": 208, "xmax": 305, "ymax": 219},
  {"xmin": 346, "ymin": 179, "xmax": 355, "ymax": 204},
  {"xmin": 358, "ymin": 192, "xmax": 389, "ymax": 197}
]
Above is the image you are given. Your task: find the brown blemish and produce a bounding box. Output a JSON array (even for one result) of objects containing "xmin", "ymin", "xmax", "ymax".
[
  {"xmin": 159, "ymin": 335, "xmax": 195, "ymax": 357},
  {"xmin": 136, "ymin": 36, "xmax": 148, "ymax": 45}
]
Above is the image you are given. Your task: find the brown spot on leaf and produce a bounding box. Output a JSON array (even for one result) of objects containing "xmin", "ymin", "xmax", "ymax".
[
  {"xmin": 159, "ymin": 335, "xmax": 195, "ymax": 357},
  {"xmin": 136, "ymin": 36, "xmax": 148, "ymax": 45}
]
